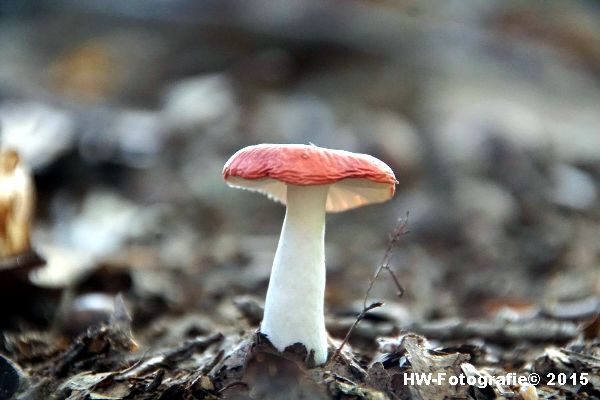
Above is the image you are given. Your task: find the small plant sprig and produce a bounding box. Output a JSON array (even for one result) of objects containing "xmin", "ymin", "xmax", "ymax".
[
  {"xmin": 328, "ymin": 213, "xmax": 409, "ymax": 366},
  {"xmin": 363, "ymin": 212, "xmax": 409, "ymax": 309}
]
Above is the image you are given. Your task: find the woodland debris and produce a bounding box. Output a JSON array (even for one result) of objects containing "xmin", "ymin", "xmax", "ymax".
[
  {"xmin": 326, "ymin": 316, "xmax": 396, "ymax": 343},
  {"xmin": 408, "ymin": 317, "xmax": 579, "ymax": 343},
  {"xmin": 232, "ymin": 295, "xmax": 264, "ymax": 326},
  {"xmin": 460, "ymin": 363, "xmax": 512, "ymax": 399},
  {"xmin": 402, "ymin": 334, "xmax": 470, "ymax": 400},
  {"xmin": 541, "ymin": 296, "xmax": 600, "ymax": 321},
  {"xmin": 533, "ymin": 344, "xmax": 600, "ymax": 397},
  {"xmin": 0, "ymin": 355, "xmax": 28, "ymax": 400},
  {"xmin": 57, "ymin": 371, "xmax": 132, "ymax": 400},
  {"xmin": 160, "ymin": 333, "xmax": 224, "ymax": 367}
]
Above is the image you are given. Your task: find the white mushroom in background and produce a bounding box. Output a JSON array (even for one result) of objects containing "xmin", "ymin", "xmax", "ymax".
[{"xmin": 0, "ymin": 149, "xmax": 35, "ymax": 258}]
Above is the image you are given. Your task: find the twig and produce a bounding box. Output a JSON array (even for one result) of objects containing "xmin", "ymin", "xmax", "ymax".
[
  {"xmin": 328, "ymin": 214, "xmax": 409, "ymax": 367},
  {"xmin": 328, "ymin": 302, "xmax": 384, "ymax": 366},
  {"xmin": 218, "ymin": 381, "xmax": 249, "ymax": 393},
  {"xmin": 363, "ymin": 213, "xmax": 409, "ymax": 309}
]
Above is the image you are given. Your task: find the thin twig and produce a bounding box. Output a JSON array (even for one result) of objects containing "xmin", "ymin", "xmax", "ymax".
[
  {"xmin": 328, "ymin": 302, "xmax": 384, "ymax": 366},
  {"xmin": 218, "ymin": 381, "xmax": 249, "ymax": 393},
  {"xmin": 328, "ymin": 214, "xmax": 409, "ymax": 367},
  {"xmin": 363, "ymin": 213, "xmax": 409, "ymax": 309}
]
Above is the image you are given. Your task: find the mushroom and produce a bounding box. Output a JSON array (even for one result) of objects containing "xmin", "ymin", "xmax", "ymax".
[
  {"xmin": 223, "ymin": 144, "xmax": 396, "ymax": 365},
  {"xmin": 0, "ymin": 149, "xmax": 35, "ymax": 258}
]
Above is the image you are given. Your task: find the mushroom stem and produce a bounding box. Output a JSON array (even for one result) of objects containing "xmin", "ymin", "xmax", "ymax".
[{"xmin": 261, "ymin": 183, "xmax": 329, "ymax": 365}]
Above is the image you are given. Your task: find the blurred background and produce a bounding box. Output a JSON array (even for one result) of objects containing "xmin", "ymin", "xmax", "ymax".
[{"xmin": 0, "ymin": 0, "xmax": 598, "ymax": 340}]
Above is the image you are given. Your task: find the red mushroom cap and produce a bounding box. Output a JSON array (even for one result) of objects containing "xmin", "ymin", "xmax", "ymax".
[{"xmin": 223, "ymin": 144, "xmax": 397, "ymax": 212}]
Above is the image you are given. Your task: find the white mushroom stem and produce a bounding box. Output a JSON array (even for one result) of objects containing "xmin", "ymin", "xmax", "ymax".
[{"xmin": 260, "ymin": 183, "xmax": 330, "ymax": 365}]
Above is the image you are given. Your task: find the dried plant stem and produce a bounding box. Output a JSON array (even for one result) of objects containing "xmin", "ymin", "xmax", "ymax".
[
  {"xmin": 363, "ymin": 213, "xmax": 409, "ymax": 309},
  {"xmin": 328, "ymin": 214, "xmax": 409, "ymax": 367},
  {"xmin": 328, "ymin": 301, "xmax": 383, "ymax": 365}
]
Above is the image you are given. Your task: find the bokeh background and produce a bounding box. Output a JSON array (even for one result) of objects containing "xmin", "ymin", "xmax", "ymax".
[{"xmin": 0, "ymin": 0, "xmax": 598, "ymax": 336}]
